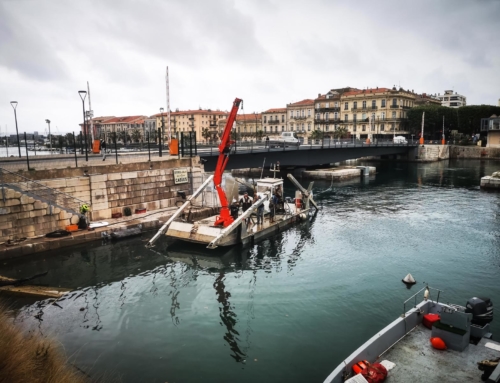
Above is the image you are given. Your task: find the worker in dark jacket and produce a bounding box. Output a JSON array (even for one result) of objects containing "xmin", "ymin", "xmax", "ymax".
[{"xmin": 239, "ymin": 192, "xmax": 253, "ymax": 212}]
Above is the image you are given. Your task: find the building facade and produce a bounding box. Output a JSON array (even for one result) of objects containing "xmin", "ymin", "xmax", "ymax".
[
  {"xmin": 286, "ymin": 99, "xmax": 315, "ymax": 139},
  {"xmin": 217, "ymin": 113, "xmax": 263, "ymax": 140},
  {"xmin": 338, "ymin": 87, "xmax": 416, "ymax": 140},
  {"xmin": 153, "ymin": 109, "xmax": 227, "ymax": 142},
  {"xmin": 438, "ymin": 90, "xmax": 467, "ymax": 108},
  {"xmin": 480, "ymin": 115, "xmax": 500, "ymax": 148},
  {"xmin": 261, "ymin": 108, "xmax": 287, "ymax": 136},
  {"xmin": 83, "ymin": 116, "xmax": 147, "ymax": 144}
]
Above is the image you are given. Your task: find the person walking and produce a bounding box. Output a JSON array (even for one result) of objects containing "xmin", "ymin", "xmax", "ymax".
[
  {"xmin": 101, "ymin": 139, "xmax": 107, "ymax": 161},
  {"xmin": 265, "ymin": 136, "xmax": 270, "ymax": 148}
]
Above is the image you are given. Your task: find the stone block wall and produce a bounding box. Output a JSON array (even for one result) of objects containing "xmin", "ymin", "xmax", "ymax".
[
  {"xmin": 89, "ymin": 166, "xmax": 203, "ymax": 221},
  {"xmin": 0, "ymin": 187, "xmax": 77, "ymax": 241}
]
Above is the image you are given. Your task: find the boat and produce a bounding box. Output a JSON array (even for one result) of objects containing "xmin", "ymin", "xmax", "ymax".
[
  {"xmin": 324, "ymin": 286, "xmax": 497, "ymax": 383},
  {"xmin": 147, "ymin": 98, "xmax": 318, "ymax": 249}
]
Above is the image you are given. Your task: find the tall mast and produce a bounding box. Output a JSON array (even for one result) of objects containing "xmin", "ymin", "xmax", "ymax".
[
  {"xmin": 87, "ymin": 81, "xmax": 94, "ymax": 142},
  {"xmin": 166, "ymin": 66, "xmax": 171, "ymax": 144}
]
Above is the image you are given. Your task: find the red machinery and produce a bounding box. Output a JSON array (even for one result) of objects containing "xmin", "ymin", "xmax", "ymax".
[{"xmin": 213, "ymin": 97, "xmax": 242, "ymax": 227}]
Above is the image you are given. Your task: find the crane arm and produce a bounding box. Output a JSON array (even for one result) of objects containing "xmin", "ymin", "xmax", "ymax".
[{"xmin": 213, "ymin": 97, "xmax": 242, "ymax": 227}]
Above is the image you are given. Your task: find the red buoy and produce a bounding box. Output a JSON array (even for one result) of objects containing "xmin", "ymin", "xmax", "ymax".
[{"xmin": 430, "ymin": 337, "xmax": 447, "ymax": 350}]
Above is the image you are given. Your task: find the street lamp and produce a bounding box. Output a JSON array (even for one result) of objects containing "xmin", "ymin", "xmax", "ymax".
[
  {"xmin": 10, "ymin": 101, "xmax": 21, "ymax": 157},
  {"xmin": 45, "ymin": 119, "xmax": 52, "ymax": 155},
  {"xmin": 78, "ymin": 90, "xmax": 88, "ymax": 161},
  {"xmin": 159, "ymin": 107, "xmax": 164, "ymax": 157}
]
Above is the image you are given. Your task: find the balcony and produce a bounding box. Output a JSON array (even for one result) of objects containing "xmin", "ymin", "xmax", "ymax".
[
  {"xmin": 351, "ymin": 107, "xmax": 358, "ymax": 111},
  {"xmin": 314, "ymin": 118, "xmax": 341, "ymax": 124},
  {"xmin": 267, "ymin": 119, "xmax": 280, "ymax": 124},
  {"xmin": 316, "ymin": 107, "xmax": 340, "ymax": 113},
  {"xmin": 291, "ymin": 116, "xmax": 307, "ymax": 120},
  {"xmin": 390, "ymin": 105, "xmax": 400, "ymax": 109}
]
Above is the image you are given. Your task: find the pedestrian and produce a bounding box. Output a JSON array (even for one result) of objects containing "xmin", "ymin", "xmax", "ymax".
[
  {"xmin": 230, "ymin": 200, "xmax": 239, "ymax": 220},
  {"xmin": 101, "ymin": 139, "xmax": 107, "ymax": 161},
  {"xmin": 265, "ymin": 136, "xmax": 270, "ymax": 148},
  {"xmin": 256, "ymin": 195, "xmax": 264, "ymax": 225}
]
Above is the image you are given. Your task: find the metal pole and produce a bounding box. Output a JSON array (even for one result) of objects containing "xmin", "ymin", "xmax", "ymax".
[
  {"xmin": 10, "ymin": 102, "xmax": 21, "ymax": 157},
  {"xmin": 194, "ymin": 131, "xmax": 197, "ymax": 155},
  {"xmin": 73, "ymin": 131, "xmax": 78, "ymax": 167},
  {"xmin": 78, "ymin": 91, "xmax": 88, "ymax": 161},
  {"xmin": 189, "ymin": 132, "xmax": 193, "ymax": 157},
  {"xmin": 24, "ymin": 132, "xmax": 30, "ymax": 170},
  {"xmin": 147, "ymin": 131, "xmax": 151, "ymax": 162},
  {"xmin": 45, "ymin": 119, "xmax": 52, "ymax": 155},
  {"xmin": 159, "ymin": 108, "xmax": 164, "ymax": 157},
  {"xmin": 114, "ymin": 132, "xmax": 118, "ymax": 164},
  {"xmin": 420, "ymin": 111, "xmax": 425, "ymax": 145}
]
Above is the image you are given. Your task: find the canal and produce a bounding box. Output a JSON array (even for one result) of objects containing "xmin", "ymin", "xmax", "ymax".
[{"xmin": 1, "ymin": 159, "xmax": 500, "ymax": 383}]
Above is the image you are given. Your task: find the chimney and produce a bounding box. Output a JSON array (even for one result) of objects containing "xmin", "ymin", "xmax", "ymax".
[{"xmin": 318, "ymin": 93, "xmax": 321, "ymax": 97}]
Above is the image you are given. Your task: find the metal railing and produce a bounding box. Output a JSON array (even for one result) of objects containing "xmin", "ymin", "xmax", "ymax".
[
  {"xmin": 402, "ymin": 285, "xmax": 444, "ymax": 318},
  {"xmin": 0, "ymin": 167, "xmax": 90, "ymax": 215}
]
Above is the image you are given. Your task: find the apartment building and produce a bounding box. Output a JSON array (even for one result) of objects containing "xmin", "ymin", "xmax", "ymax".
[
  {"xmin": 153, "ymin": 109, "xmax": 227, "ymax": 142},
  {"xmin": 313, "ymin": 88, "xmax": 358, "ymax": 136},
  {"xmin": 262, "ymin": 108, "xmax": 287, "ymax": 135},
  {"xmin": 286, "ymin": 99, "xmax": 315, "ymax": 137},
  {"xmin": 217, "ymin": 113, "xmax": 263, "ymax": 139},
  {"xmin": 85, "ymin": 116, "xmax": 147, "ymax": 143},
  {"xmin": 339, "ymin": 87, "xmax": 416, "ymax": 139},
  {"xmin": 438, "ymin": 90, "xmax": 467, "ymax": 108}
]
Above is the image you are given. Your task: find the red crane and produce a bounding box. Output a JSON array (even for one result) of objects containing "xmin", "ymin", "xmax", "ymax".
[{"xmin": 213, "ymin": 97, "xmax": 242, "ymax": 227}]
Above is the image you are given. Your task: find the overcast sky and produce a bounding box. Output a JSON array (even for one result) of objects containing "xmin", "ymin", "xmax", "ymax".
[{"xmin": 1, "ymin": 0, "xmax": 499, "ymax": 135}]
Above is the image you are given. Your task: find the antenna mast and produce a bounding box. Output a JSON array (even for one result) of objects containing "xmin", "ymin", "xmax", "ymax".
[
  {"xmin": 87, "ymin": 81, "xmax": 94, "ymax": 142},
  {"xmin": 166, "ymin": 67, "xmax": 171, "ymax": 144}
]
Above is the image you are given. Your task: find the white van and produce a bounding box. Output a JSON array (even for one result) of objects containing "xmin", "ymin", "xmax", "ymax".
[
  {"xmin": 393, "ymin": 136, "xmax": 407, "ymax": 144},
  {"xmin": 268, "ymin": 132, "xmax": 300, "ymax": 147}
]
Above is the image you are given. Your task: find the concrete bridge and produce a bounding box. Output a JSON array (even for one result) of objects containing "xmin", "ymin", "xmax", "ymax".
[{"xmin": 197, "ymin": 141, "xmax": 418, "ymax": 171}]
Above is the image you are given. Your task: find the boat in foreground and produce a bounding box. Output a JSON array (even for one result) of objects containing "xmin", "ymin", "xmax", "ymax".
[{"xmin": 325, "ymin": 286, "xmax": 498, "ymax": 382}]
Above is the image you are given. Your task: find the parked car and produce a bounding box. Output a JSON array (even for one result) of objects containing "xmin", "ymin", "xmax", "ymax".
[{"xmin": 267, "ymin": 132, "xmax": 300, "ymax": 148}]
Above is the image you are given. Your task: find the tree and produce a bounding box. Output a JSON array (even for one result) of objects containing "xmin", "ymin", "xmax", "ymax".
[
  {"xmin": 65, "ymin": 133, "xmax": 74, "ymax": 146},
  {"xmin": 201, "ymin": 128, "xmax": 211, "ymax": 143},
  {"xmin": 333, "ymin": 126, "xmax": 348, "ymax": 139},
  {"xmin": 256, "ymin": 130, "xmax": 264, "ymax": 141},
  {"xmin": 118, "ymin": 130, "xmax": 126, "ymax": 144},
  {"xmin": 309, "ymin": 129, "xmax": 324, "ymax": 140},
  {"xmin": 131, "ymin": 128, "xmax": 142, "ymax": 143}
]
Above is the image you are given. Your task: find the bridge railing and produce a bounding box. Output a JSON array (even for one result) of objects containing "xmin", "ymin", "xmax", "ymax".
[{"xmin": 195, "ymin": 139, "xmax": 417, "ymax": 156}]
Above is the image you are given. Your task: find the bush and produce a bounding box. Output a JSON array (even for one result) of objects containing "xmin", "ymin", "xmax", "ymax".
[{"xmin": 123, "ymin": 207, "xmax": 132, "ymax": 216}]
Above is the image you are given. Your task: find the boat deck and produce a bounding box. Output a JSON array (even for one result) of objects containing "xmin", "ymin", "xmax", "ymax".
[{"xmin": 382, "ymin": 324, "xmax": 500, "ymax": 382}]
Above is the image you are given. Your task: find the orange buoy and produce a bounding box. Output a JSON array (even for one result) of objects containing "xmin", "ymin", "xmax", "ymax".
[
  {"xmin": 352, "ymin": 360, "xmax": 369, "ymax": 374},
  {"xmin": 430, "ymin": 337, "xmax": 447, "ymax": 350}
]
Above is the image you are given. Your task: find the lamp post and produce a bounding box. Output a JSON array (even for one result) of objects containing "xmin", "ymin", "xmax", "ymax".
[
  {"xmin": 78, "ymin": 90, "xmax": 88, "ymax": 161},
  {"xmin": 159, "ymin": 107, "xmax": 164, "ymax": 157},
  {"xmin": 45, "ymin": 119, "xmax": 52, "ymax": 155},
  {"xmin": 10, "ymin": 101, "xmax": 21, "ymax": 157}
]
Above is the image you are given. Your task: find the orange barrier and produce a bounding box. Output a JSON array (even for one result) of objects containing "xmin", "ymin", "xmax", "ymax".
[
  {"xmin": 92, "ymin": 139, "xmax": 100, "ymax": 154},
  {"xmin": 170, "ymin": 139, "xmax": 179, "ymax": 155}
]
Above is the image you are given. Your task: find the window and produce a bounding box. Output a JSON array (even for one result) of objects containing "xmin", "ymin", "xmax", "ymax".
[
  {"xmin": 326, "ymin": 125, "xmax": 329, "ymax": 131},
  {"xmin": 371, "ymin": 113, "xmax": 375, "ymax": 121},
  {"xmin": 325, "ymin": 102, "xmax": 329, "ymax": 108},
  {"xmin": 296, "ymin": 110, "xmax": 300, "ymax": 117},
  {"xmin": 264, "ymin": 126, "xmax": 267, "ymax": 132},
  {"xmin": 392, "ymin": 111, "xmax": 396, "ymax": 119},
  {"xmin": 353, "ymin": 101, "xmax": 357, "ymax": 109},
  {"xmin": 290, "ymin": 111, "xmax": 293, "ymax": 118},
  {"xmin": 282, "ymin": 115, "xmax": 284, "ymax": 122},
  {"xmin": 335, "ymin": 102, "xmax": 339, "ymax": 108},
  {"xmin": 362, "ymin": 101, "xmax": 366, "ymax": 109},
  {"xmin": 282, "ymin": 126, "xmax": 285, "ymax": 132},
  {"xmin": 381, "ymin": 112, "xmax": 386, "ymax": 120},
  {"xmin": 344, "ymin": 102, "xmax": 349, "ymax": 110},
  {"xmin": 381, "ymin": 99, "xmax": 386, "ymax": 107},
  {"xmin": 371, "ymin": 124, "xmax": 375, "ymax": 131},
  {"xmin": 353, "ymin": 114, "xmax": 357, "ymax": 122},
  {"xmin": 316, "ymin": 113, "xmax": 320, "ymax": 120},
  {"xmin": 275, "ymin": 126, "xmax": 278, "ymax": 132},
  {"xmin": 316, "ymin": 103, "xmax": 320, "ymax": 109},
  {"xmin": 308, "ymin": 109, "xmax": 311, "ymax": 116},
  {"xmin": 353, "ymin": 126, "xmax": 357, "ymax": 132},
  {"xmin": 302, "ymin": 123, "xmax": 305, "ymax": 131},
  {"xmin": 325, "ymin": 112, "xmax": 329, "ymax": 121},
  {"xmin": 334, "ymin": 112, "xmax": 338, "ymax": 120},
  {"xmin": 344, "ymin": 114, "xmax": 349, "ymax": 122},
  {"xmin": 392, "ymin": 98, "xmax": 397, "ymax": 106},
  {"xmin": 362, "ymin": 125, "xmax": 366, "ymax": 131},
  {"xmin": 301, "ymin": 110, "xmax": 304, "ymax": 117},
  {"xmin": 381, "ymin": 124, "xmax": 385, "ymax": 131},
  {"xmin": 290, "ymin": 123, "xmax": 294, "ymax": 131},
  {"xmin": 308, "ymin": 123, "xmax": 311, "ymax": 131},
  {"xmin": 264, "ymin": 116, "xmax": 267, "ymax": 123},
  {"xmin": 372, "ymin": 100, "xmax": 376, "ymax": 108},
  {"xmin": 362, "ymin": 113, "xmax": 367, "ymax": 120}
]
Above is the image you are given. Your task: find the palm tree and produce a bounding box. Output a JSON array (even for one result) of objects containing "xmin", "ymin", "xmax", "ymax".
[
  {"xmin": 333, "ymin": 126, "xmax": 348, "ymax": 139},
  {"xmin": 131, "ymin": 128, "xmax": 142, "ymax": 143}
]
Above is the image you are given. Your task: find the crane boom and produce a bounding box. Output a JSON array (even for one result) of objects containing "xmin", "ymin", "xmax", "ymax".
[{"xmin": 213, "ymin": 97, "xmax": 242, "ymax": 227}]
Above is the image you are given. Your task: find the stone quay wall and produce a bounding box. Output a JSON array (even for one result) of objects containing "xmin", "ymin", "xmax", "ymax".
[
  {"xmin": 1, "ymin": 158, "xmax": 202, "ymax": 242},
  {"xmin": 450, "ymin": 146, "xmax": 500, "ymax": 160}
]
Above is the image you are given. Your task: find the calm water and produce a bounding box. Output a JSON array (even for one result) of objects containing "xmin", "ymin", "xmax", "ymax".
[{"xmin": 2, "ymin": 159, "xmax": 500, "ymax": 383}]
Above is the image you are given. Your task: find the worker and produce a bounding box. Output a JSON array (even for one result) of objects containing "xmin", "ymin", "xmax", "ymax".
[
  {"xmin": 239, "ymin": 192, "xmax": 253, "ymax": 212},
  {"xmin": 256, "ymin": 195, "xmax": 264, "ymax": 225},
  {"xmin": 269, "ymin": 195, "xmax": 275, "ymax": 223},
  {"xmin": 230, "ymin": 200, "xmax": 239, "ymax": 220}
]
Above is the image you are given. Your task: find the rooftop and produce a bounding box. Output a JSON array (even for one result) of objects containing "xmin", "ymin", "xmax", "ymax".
[{"xmin": 287, "ymin": 99, "xmax": 314, "ymax": 107}]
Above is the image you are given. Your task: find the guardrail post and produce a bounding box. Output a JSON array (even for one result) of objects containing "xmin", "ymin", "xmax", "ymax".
[
  {"xmin": 114, "ymin": 132, "xmax": 118, "ymax": 164},
  {"xmin": 73, "ymin": 132, "xmax": 78, "ymax": 167},
  {"xmin": 194, "ymin": 132, "xmax": 197, "ymax": 156}
]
